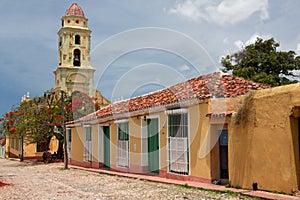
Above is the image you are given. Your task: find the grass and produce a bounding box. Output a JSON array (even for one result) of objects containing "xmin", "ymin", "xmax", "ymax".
[{"xmin": 59, "ymin": 167, "xmax": 70, "ymax": 171}]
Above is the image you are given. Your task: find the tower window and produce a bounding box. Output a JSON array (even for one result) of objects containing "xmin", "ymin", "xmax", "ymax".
[
  {"xmin": 73, "ymin": 49, "xmax": 81, "ymax": 67},
  {"xmin": 76, "ymin": 20, "xmax": 79, "ymax": 24},
  {"xmin": 75, "ymin": 35, "xmax": 80, "ymax": 45},
  {"xmin": 62, "ymin": 20, "xmax": 64, "ymax": 27}
]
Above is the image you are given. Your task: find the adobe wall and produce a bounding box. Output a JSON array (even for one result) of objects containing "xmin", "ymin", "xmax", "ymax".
[{"xmin": 229, "ymin": 83, "xmax": 300, "ymax": 193}]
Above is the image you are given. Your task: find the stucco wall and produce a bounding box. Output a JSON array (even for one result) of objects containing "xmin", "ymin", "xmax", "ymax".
[
  {"xmin": 91, "ymin": 124, "xmax": 99, "ymax": 163},
  {"xmin": 71, "ymin": 126, "xmax": 84, "ymax": 162},
  {"xmin": 229, "ymin": 84, "xmax": 300, "ymax": 193},
  {"xmin": 129, "ymin": 117, "xmax": 142, "ymax": 168},
  {"xmin": 6, "ymin": 136, "xmax": 58, "ymax": 159},
  {"xmin": 110, "ymin": 122, "xmax": 117, "ymax": 168},
  {"xmin": 189, "ymin": 103, "xmax": 212, "ymax": 179}
]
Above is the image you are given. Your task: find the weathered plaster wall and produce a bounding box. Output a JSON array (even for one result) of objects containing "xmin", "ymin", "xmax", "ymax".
[
  {"xmin": 91, "ymin": 124, "xmax": 99, "ymax": 163},
  {"xmin": 229, "ymin": 84, "xmax": 300, "ymax": 193},
  {"xmin": 158, "ymin": 112, "xmax": 168, "ymax": 172},
  {"xmin": 71, "ymin": 126, "xmax": 84, "ymax": 162},
  {"xmin": 189, "ymin": 102, "xmax": 212, "ymax": 180},
  {"xmin": 129, "ymin": 117, "xmax": 142, "ymax": 170}
]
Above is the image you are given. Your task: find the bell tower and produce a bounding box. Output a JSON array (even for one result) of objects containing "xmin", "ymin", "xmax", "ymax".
[{"xmin": 54, "ymin": 3, "xmax": 95, "ymax": 96}]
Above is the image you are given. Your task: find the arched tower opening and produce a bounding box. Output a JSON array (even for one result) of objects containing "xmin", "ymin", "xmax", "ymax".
[
  {"xmin": 75, "ymin": 35, "xmax": 80, "ymax": 45},
  {"xmin": 73, "ymin": 49, "xmax": 81, "ymax": 66}
]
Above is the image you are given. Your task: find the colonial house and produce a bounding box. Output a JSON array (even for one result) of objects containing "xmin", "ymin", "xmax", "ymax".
[
  {"xmin": 66, "ymin": 72, "xmax": 300, "ymax": 194},
  {"xmin": 5, "ymin": 136, "xmax": 59, "ymax": 161}
]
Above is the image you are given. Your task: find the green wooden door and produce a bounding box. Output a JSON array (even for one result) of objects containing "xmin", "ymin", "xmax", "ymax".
[
  {"xmin": 147, "ymin": 118, "xmax": 159, "ymax": 174},
  {"xmin": 103, "ymin": 126, "xmax": 110, "ymax": 168}
]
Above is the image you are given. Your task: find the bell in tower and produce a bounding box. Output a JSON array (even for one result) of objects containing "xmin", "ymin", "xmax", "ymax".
[{"xmin": 73, "ymin": 49, "xmax": 81, "ymax": 66}]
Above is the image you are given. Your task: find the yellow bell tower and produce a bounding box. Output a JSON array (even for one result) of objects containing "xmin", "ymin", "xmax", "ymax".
[{"xmin": 54, "ymin": 3, "xmax": 95, "ymax": 96}]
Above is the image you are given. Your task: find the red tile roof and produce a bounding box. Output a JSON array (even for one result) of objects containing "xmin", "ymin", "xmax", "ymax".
[
  {"xmin": 68, "ymin": 72, "xmax": 269, "ymax": 124},
  {"xmin": 66, "ymin": 3, "xmax": 85, "ymax": 17}
]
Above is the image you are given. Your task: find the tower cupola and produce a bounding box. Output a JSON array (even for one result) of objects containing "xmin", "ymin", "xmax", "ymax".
[{"xmin": 65, "ymin": 3, "xmax": 85, "ymax": 17}]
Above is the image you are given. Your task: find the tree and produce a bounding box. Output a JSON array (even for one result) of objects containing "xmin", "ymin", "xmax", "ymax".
[
  {"xmin": 0, "ymin": 89, "xmax": 99, "ymax": 161},
  {"xmin": 0, "ymin": 90, "xmax": 73, "ymax": 161},
  {"xmin": 221, "ymin": 37, "xmax": 300, "ymax": 87}
]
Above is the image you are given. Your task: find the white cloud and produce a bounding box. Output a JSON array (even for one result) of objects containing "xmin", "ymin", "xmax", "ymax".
[
  {"xmin": 168, "ymin": 0, "xmax": 269, "ymax": 25},
  {"xmin": 296, "ymin": 43, "xmax": 300, "ymax": 55},
  {"xmin": 178, "ymin": 65, "xmax": 190, "ymax": 71},
  {"xmin": 234, "ymin": 33, "xmax": 272, "ymax": 49},
  {"xmin": 168, "ymin": 0, "xmax": 204, "ymax": 21}
]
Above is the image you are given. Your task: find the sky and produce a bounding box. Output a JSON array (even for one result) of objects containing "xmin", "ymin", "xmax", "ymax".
[{"xmin": 0, "ymin": 0, "xmax": 300, "ymax": 115}]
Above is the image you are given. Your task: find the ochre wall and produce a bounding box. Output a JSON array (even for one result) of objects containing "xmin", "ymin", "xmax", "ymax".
[
  {"xmin": 129, "ymin": 117, "xmax": 142, "ymax": 168},
  {"xmin": 229, "ymin": 84, "xmax": 300, "ymax": 193},
  {"xmin": 189, "ymin": 102, "xmax": 213, "ymax": 180},
  {"xmin": 6, "ymin": 136, "xmax": 58, "ymax": 159},
  {"xmin": 91, "ymin": 124, "xmax": 99, "ymax": 162},
  {"xmin": 158, "ymin": 112, "xmax": 168, "ymax": 172},
  {"xmin": 110, "ymin": 122, "xmax": 117, "ymax": 168},
  {"xmin": 71, "ymin": 126, "xmax": 84, "ymax": 162}
]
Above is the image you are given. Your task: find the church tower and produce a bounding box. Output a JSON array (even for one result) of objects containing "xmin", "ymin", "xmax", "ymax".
[{"xmin": 54, "ymin": 3, "xmax": 95, "ymax": 96}]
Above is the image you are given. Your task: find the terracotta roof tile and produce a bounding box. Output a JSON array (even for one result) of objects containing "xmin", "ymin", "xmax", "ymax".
[
  {"xmin": 67, "ymin": 72, "xmax": 269, "ymax": 124},
  {"xmin": 65, "ymin": 3, "xmax": 85, "ymax": 17}
]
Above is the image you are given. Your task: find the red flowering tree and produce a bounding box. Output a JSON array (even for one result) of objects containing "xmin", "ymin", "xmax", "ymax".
[
  {"xmin": 0, "ymin": 89, "xmax": 74, "ymax": 160},
  {"xmin": 72, "ymin": 91, "xmax": 95, "ymax": 120},
  {"xmin": 0, "ymin": 89, "xmax": 100, "ymax": 161}
]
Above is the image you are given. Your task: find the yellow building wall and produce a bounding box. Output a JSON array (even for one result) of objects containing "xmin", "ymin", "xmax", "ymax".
[
  {"xmin": 189, "ymin": 102, "xmax": 213, "ymax": 179},
  {"xmin": 71, "ymin": 126, "xmax": 84, "ymax": 162},
  {"xmin": 6, "ymin": 136, "xmax": 59, "ymax": 159},
  {"xmin": 158, "ymin": 112, "xmax": 168, "ymax": 172},
  {"xmin": 229, "ymin": 84, "xmax": 300, "ymax": 193},
  {"xmin": 91, "ymin": 124, "xmax": 99, "ymax": 162},
  {"xmin": 129, "ymin": 117, "xmax": 142, "ymax": 167}
]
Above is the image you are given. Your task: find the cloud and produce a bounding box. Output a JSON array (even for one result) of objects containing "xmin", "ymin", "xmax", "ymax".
[
  {"xmin": 178, "ymin": 65, "xmax": 190, "ymax": 71},
  {"xmin": 234, "ymin": 33, "xmax": 272, "ymax": 49},
  {"xmin": 168, "ymin": 0, "xmax": 269, "ymax": 25},
  {"xmin": 168, "ymin": 0, "xmax": 205, "ymax": 21},
  {"xmin": 296, "ymin": 43, "xmax": 300, "ymax": 55}
]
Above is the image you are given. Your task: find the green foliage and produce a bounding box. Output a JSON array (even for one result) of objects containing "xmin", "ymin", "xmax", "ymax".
[
  {"xmin": 0, "ymin": 89, "xmax": 97, "ymax": 151},
  {"xmin": 0, "ymin": 90, "xmax": 72, "ymax": 144},
  {"xmin": 221, "ymin": 37, "xmax": 300, "ymax": 87},
  {"xmin": 181, "ymin": 183, "xmax": 192, "ymax": 188},
  {"xmin": 233, "ymin": 91, "xmax": 255, "ymax": 125}
]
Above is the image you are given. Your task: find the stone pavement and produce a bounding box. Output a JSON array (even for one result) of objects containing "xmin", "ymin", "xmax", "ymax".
[
  {"xmin": 64, "ymin": 163, "xmax": 300, "ymax": 200},
  {"xmin": 0, "ymin": 158, "xmax": 254, "ymax": 199},
  {"xmin": 0, "ymin": 158, "xmax": 299, "ymax": 199}
]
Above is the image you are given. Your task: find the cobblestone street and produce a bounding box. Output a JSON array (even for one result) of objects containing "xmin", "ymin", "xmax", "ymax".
[{"xmin": 0, "ymin": 159, "xmax": 256, "ymax": 200}]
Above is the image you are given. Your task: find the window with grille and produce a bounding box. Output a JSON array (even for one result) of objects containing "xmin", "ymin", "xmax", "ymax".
[
  {"xmin": 167, "ymin": 112, "xmax": 189, "ymax": 175},
  {"xmin": 84, "ymin": 127, "xmax": 92, "ymax": 162},
  {"xmin": 117, "ymin": 122, "xmax": 129, "ymax": 167},
  {"xmin": 11, "ymin": 137, "xmax": 15, "ymax": 149}
]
